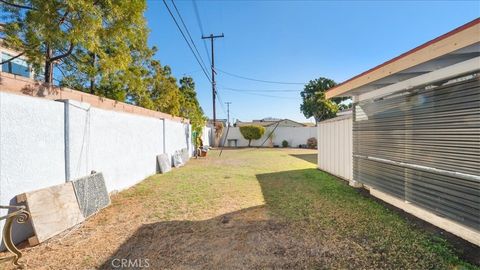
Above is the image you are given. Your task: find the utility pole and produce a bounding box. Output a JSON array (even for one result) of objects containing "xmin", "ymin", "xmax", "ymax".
[
  {"xmin": 202, "ymin": 33, "xmax": 224, "ymax": 128},
  {"xmin": 225, "ymin": 102, "xmax": 232, "ymax": 127}
]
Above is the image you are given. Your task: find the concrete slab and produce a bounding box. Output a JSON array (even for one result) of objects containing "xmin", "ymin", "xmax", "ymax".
[
  {"xmin": 157, "ymin": 154, "xmax": 172, "ymax": 173},
  {"xmin": 72, "ymin": 172, "xmax": 110, "ymax": 218}
]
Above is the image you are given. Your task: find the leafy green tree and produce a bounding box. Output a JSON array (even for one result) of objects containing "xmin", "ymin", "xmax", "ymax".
[
  {"xmin": 178, "ymin": 76, "xmax": 207, "ymax": 136},
  {"xmin": 300, "ymin": 77, "xmax": 348, "ymax": 123},
  {"xmin": 61, "ymin": 2, "xmax": 152, "ymax": 100},
  {"xmin": 1, "ymin": 0, "xmax": 148, "ymax": 86},
  {"xmin": 148, "ymin": 61, "xmax": 181, "ymax": 116},
  {"xmin": 94, "ymin": 45, "xmax": 156, "ymax": 107},
  {"xmin": 239, "ymin": 125, "xmax": 266, "ymax": 147},
  {"xmin": 1, "ymin": 0, "xmax": 207, "ymax": 131}
]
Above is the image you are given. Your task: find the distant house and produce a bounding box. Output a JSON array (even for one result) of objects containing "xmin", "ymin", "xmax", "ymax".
[
  {"xmin": 0, "ymin": 44, "xmax": 33, "ymax": 79},
  {"xmin": 235, "ymin": 118, "xmax": 308, "ymax": 128}
]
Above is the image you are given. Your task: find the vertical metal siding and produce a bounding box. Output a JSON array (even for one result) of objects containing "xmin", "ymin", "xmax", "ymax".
[
  {"xmin": 353, "ymin": 76, "xmax": 480, "ymax": 230},
  {"xmin": 318, "ymin": 115, "xmax": 353, "ymax": 180}
]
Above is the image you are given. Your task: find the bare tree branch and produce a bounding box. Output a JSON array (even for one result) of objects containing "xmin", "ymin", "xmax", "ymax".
[
  {"xmin": 0, "ymin": 51, "xmax": 25, "ymax": 65},
  {"xmin": 54, "ymin": 63, "xmax": 68, "ymax": 79},
  {"xmin": 59, "ymin": 10, "xmax": 69, "ymax": 24},
  {"xmin": 0, "ymin": 0, "xmax": 36, "ymax": 10},
  {"xmin": 50, "ymin": 42, "xmax": 74, "ymax": 62}
]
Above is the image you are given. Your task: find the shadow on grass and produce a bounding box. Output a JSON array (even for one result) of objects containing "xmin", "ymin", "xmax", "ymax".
[
  {"xmin": 99, "ymin": 169, "xmax": 477, "ymax": 269},
  {"xmin": 99, "ymin": 169, "xmax": 355, "ymax": 269},
  {"xmin": 99, "ymin": 205, "xmax": 299, "ymax": 269},
  {"xmin": 289, "ymin": 153, "xmax": 317, "ymax": 164}
]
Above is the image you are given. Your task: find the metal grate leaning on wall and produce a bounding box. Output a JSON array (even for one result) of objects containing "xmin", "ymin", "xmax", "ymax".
[{"xmin": 353, "ymin": 75, "xmax": 480, "ymax": 231}]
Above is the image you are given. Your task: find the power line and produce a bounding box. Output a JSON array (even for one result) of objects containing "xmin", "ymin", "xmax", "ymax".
[
  {"xmin": 216, "ymin": 90, "xmax": 228, "ymax": 115},
  {"xmin": 192, "ymin": 0, "xmax": 211, "ymax": 66},
  {"xmin": 220, "ymin": 89, "xmax": 298, "ymax": 99},
  {"xmin": 162, "ymin": 0, "xmax": 211, "ymax": 83},
  {"xmin": 215, "ymin": 67, "xmax": 307, "ymax": 85},
  {"xmin": 170, "ymin": 0, "xmax": 210, "ymax": 76},
  {"xmin": 219, "ymin": 85, "xmax": 301, "ymax": 92}
]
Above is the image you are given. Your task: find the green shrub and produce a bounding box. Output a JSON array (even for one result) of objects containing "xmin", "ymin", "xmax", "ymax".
[
  {"xmin": 282, "ymin": 140, "xmax": 289, "ymax": 148},
  {"xmin": 239, "ymin": 125, "xmax": 266, "ymax": 147},
  {"xmin": 307, "ymin": 137, "xmax": 317, "ymax": 149}
]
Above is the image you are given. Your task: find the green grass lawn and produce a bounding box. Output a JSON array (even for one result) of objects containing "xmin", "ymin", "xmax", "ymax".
[{"xmin": 17, "ymin": 148, "xmax": 477, "ymax": 269}]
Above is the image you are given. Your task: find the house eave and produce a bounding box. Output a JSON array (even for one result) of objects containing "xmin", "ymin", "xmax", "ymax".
[{"xmin": 325, "ymin": 18, "xmax": 480, "ymax": 99}]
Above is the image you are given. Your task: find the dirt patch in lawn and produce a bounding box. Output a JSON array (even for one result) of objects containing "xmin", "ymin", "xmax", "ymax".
[{"xmin": 99, "ymin": 206, "xmax": 367, "ymax": 270}]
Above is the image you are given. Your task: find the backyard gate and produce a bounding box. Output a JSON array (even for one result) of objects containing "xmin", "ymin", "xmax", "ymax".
[{"xmin": 353, "ymin": 76, "xmax": 480, "ymax": 231}]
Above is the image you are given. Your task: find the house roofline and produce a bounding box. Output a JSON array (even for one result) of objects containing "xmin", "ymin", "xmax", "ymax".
[{"xmin": 326, "ymin": 18, "xmax": 480, "ymax": 99}]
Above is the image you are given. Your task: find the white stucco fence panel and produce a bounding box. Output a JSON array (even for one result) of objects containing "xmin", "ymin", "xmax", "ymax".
[
  {"xmin": 272, "ymin": 127, "xmax": 317, "ymax": 147},
  {"xmin": 66, "ymin": 100, "xmax": 165, "ymax": 192},
  {"xmin": 0, "ymin": 92, "xmax": 66, "ymax": 247},
  {"xmin": 201, "ymin": 126, "xmax": 212, "ymax": 147},
  {"xmin": 164, "ymin": 119, "xmax": 191, "ymax": 158},
  {"xmin": 220, "ymin": 126, "xmax": 317, "ymax": 148},
  {"xmin": 317, "ymin": 114, "xmax": 352, "ymax": 180}
]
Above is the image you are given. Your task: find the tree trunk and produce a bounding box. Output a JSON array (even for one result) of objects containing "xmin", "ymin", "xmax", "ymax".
[
  {"xmin": 248, "ymin": 140, "xmax": 251, "ymax": 147},
  {"xmin": 44, "ymin": 42, "xmax": 74, "ymax": 86},
  {"xmin": 44, "ymin": 45, "xmax": 53, "ymax": 85},
  {"xmin": 89, "ymin": 52, "xmax": 96, "ymax": 94}
]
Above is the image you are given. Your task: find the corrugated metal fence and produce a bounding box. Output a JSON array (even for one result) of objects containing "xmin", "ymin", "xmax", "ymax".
[{"xmin": 353, "ymin": 76, "xmax": 480, "ymax": 231}]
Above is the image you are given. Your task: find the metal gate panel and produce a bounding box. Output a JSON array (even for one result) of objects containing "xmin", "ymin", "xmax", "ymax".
[{"xmin": 353, "ymin": 76, "xmax": 480, "ymax": 230}]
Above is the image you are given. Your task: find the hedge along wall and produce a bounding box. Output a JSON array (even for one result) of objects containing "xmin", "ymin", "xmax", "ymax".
[{"xmin": 0, "ymin": 74, "xmax": 193, "ymax": 247}]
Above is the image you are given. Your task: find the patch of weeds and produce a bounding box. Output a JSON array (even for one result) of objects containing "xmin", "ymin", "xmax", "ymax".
[{"xmin": 82, "ymin": 255, "xmax": 93, "ymax": 266}]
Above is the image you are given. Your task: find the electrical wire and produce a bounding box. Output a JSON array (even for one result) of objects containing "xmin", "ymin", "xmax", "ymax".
[
  {"xmin": 215, "ymin": 67, "xmax": 306, "ymax": 85},
  {"xmin": 220, "ymin": 89, "xmax": 297, "ymax": 99},
  {"xmin": 192, "ymin": 0, "xmax": 211, "ymax": 67},
  {"xmin": 219, "ymin": 85, "xmax": 301, "ymax": 92},
  {"xmin": 162, "ymin": 0, "xmax": 211, "ymax": 83},
  {"xmin": 216, "ymin": 90, "xmax": 228, "ymax": 115},
  {"xmin": 171, "ymin": 0, "xmax": 210, "ymax": 75}
]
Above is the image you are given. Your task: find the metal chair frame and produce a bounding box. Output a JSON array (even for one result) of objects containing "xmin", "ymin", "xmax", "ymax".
[{"xmin": 0, "ymin": 205, "xmax": 30, "ymax": 268}]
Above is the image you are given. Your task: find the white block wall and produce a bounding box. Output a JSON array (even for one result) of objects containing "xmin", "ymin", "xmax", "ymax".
[
  {"xmin": 317, "ymin": 114, "xmax": 353, "ymax": 180},
  {"xmin": 164, "ymin": 119, "xmax": 191, "ymax": 159},
  {"xmin": 220, "ymin": 126, "xmax": 317, "ymax": 148},
  {"xmin": 66, "ymin": 100, "xmax": 166, "ymax": 192},
  {"xmin": 0, "ymin": 92, "xmax": 194, "ymax": 246},
  {"xmin": 272, "ymin": 127, "xmax": 317, "ymax": 148},
  {"xmin": 0, "ymin": 92, "xmax": 67, "ymax": 247},
  {"xmin": 201, "ymin": 126, "xmax": 212, "ymax": 147}
]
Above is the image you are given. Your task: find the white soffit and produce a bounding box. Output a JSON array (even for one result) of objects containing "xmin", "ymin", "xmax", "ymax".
[
  {"xmin": 350, "ymin": 42, "xmax": 480, "ymax": 99},
  {"xmin": 358, "ymin": 56, "xmax": 480, "ymax": 101}
]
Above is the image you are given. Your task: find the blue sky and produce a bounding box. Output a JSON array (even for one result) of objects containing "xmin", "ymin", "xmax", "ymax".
[{"xmin": 145, "ymin": 0, "xmax": 479, "ymax": 123}]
